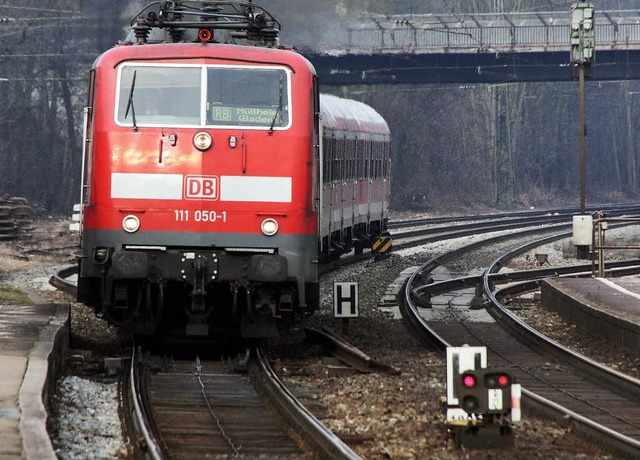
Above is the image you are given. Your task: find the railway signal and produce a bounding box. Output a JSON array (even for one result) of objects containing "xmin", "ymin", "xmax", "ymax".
[
  {"xmin": 570, "ymin": 2, "xmax": 595, "ymax": 78},
  {"xmin": 570, "ymin": 2, "xmax": 595, "ymax": 230},
  {"xmin": 456, "ymin": 368, "xmax": 513, "ymax": 415},
  {"xmin": 446, "ymin": 346, "xmax": 521, "ymax": 449}
]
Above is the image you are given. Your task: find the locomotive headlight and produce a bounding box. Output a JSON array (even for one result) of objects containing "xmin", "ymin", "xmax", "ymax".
[
  {"xmin": 193, "ymin": 131, "xmax": 212, "ymax": 151},
  {"xmin": 122, "ymin": 215, "xmax": 140, "ymax": 233},
  {"xmin": 260, "ymin": 218, "xmax": 279, "ymax": 236}
]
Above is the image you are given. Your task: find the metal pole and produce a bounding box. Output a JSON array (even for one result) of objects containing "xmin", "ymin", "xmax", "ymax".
[
  {"xmin": 598, "ymin": 221, "xmax": 604, "ymax": 277},
  {"xmin": 579, "ymin": 63, "xmax": 585, "ymax": 214},
  {"xmin": 492, "ymin": 86, "xmax": 499, "ymax": 205}
]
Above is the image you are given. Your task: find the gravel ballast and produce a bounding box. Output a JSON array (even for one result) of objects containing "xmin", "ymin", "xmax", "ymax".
[{"xmin": 3, "ymin": 218, "xmax": 635, "ymax": 458}]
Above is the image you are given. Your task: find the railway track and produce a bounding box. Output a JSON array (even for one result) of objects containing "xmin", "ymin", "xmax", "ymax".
[
  {"xmin": 388, "ymin": 202, "xmax": 640, "ymax": 230},
  {"xmin": 402, "ymin": 226, "xmax": 640, "ymax": 457},
  {"xmin": 126, "ymin": 345, "xmax": 360, "ymax": 459},
  {"xmin": 48, "ymin": 206, "xmax": 640, "ymax": 457},
  {"xmin": 320, "ymin": 205, "xmax": 584, "ymax": 275}
]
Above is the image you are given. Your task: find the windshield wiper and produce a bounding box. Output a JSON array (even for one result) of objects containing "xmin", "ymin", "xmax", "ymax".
[
  {"xmin": 268, "ymin": 74, "xmax": 284, "ymax": 135},
  {"xmin": 124, "ymin": 70, "xmax": 138, "ymax": 132}
]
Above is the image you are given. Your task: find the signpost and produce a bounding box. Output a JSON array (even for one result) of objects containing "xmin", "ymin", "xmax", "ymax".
[{"xmin": 333, "ymin": 281, "xmax": 359, "ymax": 335}]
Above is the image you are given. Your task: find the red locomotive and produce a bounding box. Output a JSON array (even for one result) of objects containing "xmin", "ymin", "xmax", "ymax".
[{"xmin": 75, "ymin": 1, "xmax": 390, "ymax": 338}]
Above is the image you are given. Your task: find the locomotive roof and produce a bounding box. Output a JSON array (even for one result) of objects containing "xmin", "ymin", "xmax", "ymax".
[
  {"xmin": 93, "ymin": 41, "xmax": 315, "ymax": 75},
  {"xmin": 320, "ymin": 94, "xmax": 390, "ymax": 136},
  {"xmin": 126, "ymin": 1, "xmax": 281, "ymax": 47}
]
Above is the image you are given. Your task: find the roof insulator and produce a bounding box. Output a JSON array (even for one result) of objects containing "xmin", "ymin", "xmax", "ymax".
[
  {"xmin": 169, "ymin": 27, "xmax": 186, "ymax": 42},
  {"xmin": 133, "ymin": 22, "xmax": 151, "ymax": 44}
]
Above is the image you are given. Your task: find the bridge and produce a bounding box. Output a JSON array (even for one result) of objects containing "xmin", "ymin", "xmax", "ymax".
[{"xmin": 303, "ymin": 10, "xmax": 640, "ymax": 85}]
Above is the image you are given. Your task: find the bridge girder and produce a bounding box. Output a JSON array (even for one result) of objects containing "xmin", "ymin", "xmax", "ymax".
[{"xmin": 304, "ymin": 49, "xmax": 640, "ymax": 86}]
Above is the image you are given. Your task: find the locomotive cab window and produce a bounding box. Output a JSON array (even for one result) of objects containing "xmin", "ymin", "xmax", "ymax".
[
  {"xmin": 115, "ymin": 64, "xmax": 291, "ymax": 130},
  {"xmin": 117, "ymin": 66, "xmax": 201, "ymax": 126},
  {"xmin": 207, "ymin": 68, "xmax": 289, "ymax": 128}
]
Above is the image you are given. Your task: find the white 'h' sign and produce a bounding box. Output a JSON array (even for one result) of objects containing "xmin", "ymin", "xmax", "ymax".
[{"xmin": 333, "ymin": 282, "xmax": 359, "ymax": 318}]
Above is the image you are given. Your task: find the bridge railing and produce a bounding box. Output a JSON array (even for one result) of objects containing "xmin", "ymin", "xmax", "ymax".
[{"xmin": 345, "ymin": 10, "xmax": 640, "ymax": 53}]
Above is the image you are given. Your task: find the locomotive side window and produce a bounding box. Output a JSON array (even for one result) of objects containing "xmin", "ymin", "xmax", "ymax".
[{"xmin": 115, "ymin": 64, "xmax": 291, "ymax": 130}]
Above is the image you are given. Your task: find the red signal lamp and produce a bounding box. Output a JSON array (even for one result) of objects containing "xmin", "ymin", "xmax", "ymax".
[
  {"xmin": 485, "ymin": 372, "xmax": 511, "ymax": 388},
  {"xmin": 198, "ymin": 29, "xmax": 212, "ymax": 43},
  {"xmin": 455, "ymin": 368, "xmax": 515, "ymax": 415},
  {"xmin": 462, "ymin": 373, "xmax": 477, "ymax": 387}
]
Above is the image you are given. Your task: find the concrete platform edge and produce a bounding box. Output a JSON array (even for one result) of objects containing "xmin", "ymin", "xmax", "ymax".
[
  {"xmin": 541, "ymin": 279, "xmax": 640, "ymax": 354},
  {"xmin": 18, "ymin": 304, "xmax": 70, "ymax": 460}
]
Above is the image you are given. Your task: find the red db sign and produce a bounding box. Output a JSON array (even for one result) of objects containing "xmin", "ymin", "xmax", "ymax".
[{"xmin": 184, "ymin": 175, "xmax": 218, "ymax": 200}]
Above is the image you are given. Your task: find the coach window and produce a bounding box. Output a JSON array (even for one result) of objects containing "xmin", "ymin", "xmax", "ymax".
[
  {"xmin": 383, "ymin": 143, "xmax": 390, "ymax": 177},
  {"xmin": 333, "ymin": 137, "xmax": 342, "ymax": 182},
  {"xmin": 359, "ymin": 142, "xmax": 364, "ymax": 180},
  {"xmin": 117, "ymin": 65, "xmax": 201, "ymax": 126},
  {"xmin": 354, "ymin": 140, "xmax": 359, "ymax": 180},
  {"xmin": 344, "ymin": 140, "xmax": 349, "ymax": 181},
  {"xmin": 350, "ymin": 139, "xmax": 355, "ymax": 180},
  {"xmin": 351, "ymin": 139, "xmax": 357, "ymax": 180},
  {"xmin": 339, "ymin": 137, "xmax": 346, "ymax": 181},
  {"xmin": 364, "ymin": 142, "xmax": 370, "ymax": 180},
  {"xmin": 369, "ymin": 143, "xmax": 375, "ymax": 179},
  {"xmin": 361, "ymin": 142, "xmax": 365, "ymax": 179},
  {"xmin": 207, "ymin": 67, "xmax": 289, "ymax": 129},
  {"xmin": 346, "ymin": 138, "xmax": 353, "ymax": 180},
  {"xmin": 373, "ymin": 142, "xmax": 379, "ymax": 179},
  {"xmin": 324, "ymin": 135, "xmax": 334, "ymax": 183}
]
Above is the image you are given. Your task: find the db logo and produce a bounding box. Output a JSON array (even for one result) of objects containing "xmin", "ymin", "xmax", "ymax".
[{"xmin": 184, "ymin": 175, "xmax": 218, "ymax": 200}]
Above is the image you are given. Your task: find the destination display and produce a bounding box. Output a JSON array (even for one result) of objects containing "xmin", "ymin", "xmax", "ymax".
[{"xmin": 210, "ymin": 105, "xmax": 280, "ymax": 126}]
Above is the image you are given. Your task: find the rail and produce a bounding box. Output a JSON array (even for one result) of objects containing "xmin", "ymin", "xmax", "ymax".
[
  {"xmin": 482, "ymin": 248, "xmax": 640, "ymax": 457},
  {"xmin": 49, "ymin": 264, "xmax": 78, "ymax": 297},
  {"xmin": 126, "ymin": 344, "xmax": 360, "ymax": 459},
  {"xmin": 251, "ymin": 347, "xmax": 362, "ymax": 459},
  {"xmin": 401, "ymin": 226, "xmax": 640, "ymax": 456},
  {"xmin": 127, "ymin": 346, "xmax": 165, "ymax": 460}
]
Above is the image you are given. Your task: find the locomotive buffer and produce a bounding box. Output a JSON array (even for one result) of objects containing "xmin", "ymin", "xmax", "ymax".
[{"xmin": 445, "ymin": 346, "xmax": 521, "ymax": 449}]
